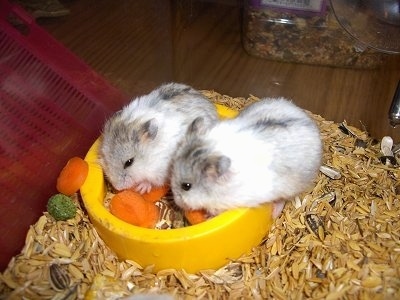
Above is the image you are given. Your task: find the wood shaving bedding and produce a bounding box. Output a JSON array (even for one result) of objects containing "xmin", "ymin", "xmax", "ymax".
[{"xmin": 1, "ymin": 90, "xmax": 399, "ymax": 299}]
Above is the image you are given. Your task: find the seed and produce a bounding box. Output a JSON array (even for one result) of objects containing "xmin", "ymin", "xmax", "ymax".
[
  {"xmin": 319, "ymin": 165, "xmax": 341, "ymax": 180},
  {"xmin": 361, "ymin": 276, "xmax": 382, "ymax": 288},
  {"xmin": 305, "ymin": 214, "xmax": 325, "ymax": 240},
  {"xmin": 338, "ymin": 123, "xmax": 351, "ymax": 135},
  {"xmin": 52, "ymin": 243, "xmax": 72, "ymax": 258},
  {"xmin": 379, "ymin": 155, "xmax": 397, "ymax": 166},
  {"xmin": 49, "ymin": 264, "xmax": 70, "ymax": 291},
  {"xmin": 380, "ymin": 136, "xmax": 393, "ymax": 156}
]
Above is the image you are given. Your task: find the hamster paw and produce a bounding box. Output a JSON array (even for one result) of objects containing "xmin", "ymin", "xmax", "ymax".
[
  {"xmin": 272, "ymin": 201, "xmax": 285, "ymax": 219},
  {"xmin": 135, "ymin": 181, "xmax": 153, "ymax": 194}
]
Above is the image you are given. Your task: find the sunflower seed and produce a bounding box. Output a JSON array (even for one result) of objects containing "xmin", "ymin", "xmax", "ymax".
[
  {"xmin": 319, "ymin": 165, "xmax": 341, "ymax": 179},
  {"xmin": 305, "ymin": 214, "xmax": 325, "ymax": 240},
  {"xmin": 49, "ymin": 264, "xmax": 70, "ymax": 291}
]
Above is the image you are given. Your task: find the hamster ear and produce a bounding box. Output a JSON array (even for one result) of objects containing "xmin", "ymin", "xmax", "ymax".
[
  {"xmin": 139, "ymin": 118, "xmax": 158, "ymax": 142},
  {"xmin": 188, "ymin": 117, "xmax": 210, "ymax": 137},
  {"xmin": 202, "ymin": 155, "xmax": 231, "ymax": 179}
]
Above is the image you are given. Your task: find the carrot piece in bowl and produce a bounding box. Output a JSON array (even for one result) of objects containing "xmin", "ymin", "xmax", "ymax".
[
  {"xmin": 184, "ymin": 209, "xmax": 209, "ymax": 225},
  {"xmin": 110, "ymin": 190, "xmax": 159, "ymax": 228}
]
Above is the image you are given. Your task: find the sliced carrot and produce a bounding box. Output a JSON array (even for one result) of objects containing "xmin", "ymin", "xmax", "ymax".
[
  {"xmin": 141, "ymin": 185, "xmax": 170, "ymax": 203},
  {"xmin": 110, "ymin": 190, "xmax": 159, "ymax": 228},
  {"xmin": 56, "ymin": 156, "xmax": 89, "ymax": 196},
  {"xmin": 184, "ymin": 209, "xmax": 208, "ymax": 225}
]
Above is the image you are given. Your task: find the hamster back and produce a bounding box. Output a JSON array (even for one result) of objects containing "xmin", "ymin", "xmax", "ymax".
[{"xmin": 171, "ymin": 97, "xmax": 322, "ymax": 215}]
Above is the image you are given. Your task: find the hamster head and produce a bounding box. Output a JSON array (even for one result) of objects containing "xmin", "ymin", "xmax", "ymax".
[
  {"xmin": 171, "ymin": 117, "xmax": 232, "ymax": 214},
  {"xmin": 171, "ymin": 144, "xmax": 232, "ymax": 214},
  {"xmin": 99, "ymin": 112, "xmax": 164, "ymax": 192}
]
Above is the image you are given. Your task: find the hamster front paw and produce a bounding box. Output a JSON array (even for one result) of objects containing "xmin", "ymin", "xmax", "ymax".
[
  {"xmin": 272, "ymin": 200, "xmax": 286, "ymax": 219},
  {"xmin": 135, "ymin": 181, "xmax": 153, "ymax": 194}
]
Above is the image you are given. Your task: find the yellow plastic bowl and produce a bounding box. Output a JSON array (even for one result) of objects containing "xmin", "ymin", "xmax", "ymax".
[{"xmin": 80, "ymin": 104, "xmax": 273, "ymax": 273}]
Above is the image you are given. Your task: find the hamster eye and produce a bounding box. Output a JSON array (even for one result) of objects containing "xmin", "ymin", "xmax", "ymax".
[
  {"xmin": 181, "ymin": 182, "xmax": 192, "ymax": 191},
  {"xmin": 124, "ymin": 158, "xmax": 134, "ymax": 169}
]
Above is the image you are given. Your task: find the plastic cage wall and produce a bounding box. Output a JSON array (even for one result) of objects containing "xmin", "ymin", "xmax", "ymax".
[{"xmin": 0, "ymin": 0, "xmax": 127, "ymax": 270}]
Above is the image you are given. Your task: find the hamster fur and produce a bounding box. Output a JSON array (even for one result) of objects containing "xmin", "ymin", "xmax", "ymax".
[
  {"xmin": 99, "ymin": 83, "xmax": 218, "ymax": 193},
  {"xmin": 170, "ymin": 97, "xmax": 323, "ymax": 216}
]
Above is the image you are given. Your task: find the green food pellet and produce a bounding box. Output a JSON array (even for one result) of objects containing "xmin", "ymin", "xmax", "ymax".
[{"xmin": 47, "ymin": 193, "xmax": 77, "ymax": 221}]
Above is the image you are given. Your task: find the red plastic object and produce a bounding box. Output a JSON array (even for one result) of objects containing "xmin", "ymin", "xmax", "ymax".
[{"xmin": 0, "ymin": 0, "xmax": 128, "ymax": 270}]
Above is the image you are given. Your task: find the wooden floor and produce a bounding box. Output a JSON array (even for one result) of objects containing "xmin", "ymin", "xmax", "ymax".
[{"xmin": 38, "ymin": 0, "xmax": 400, "ymax": 140}]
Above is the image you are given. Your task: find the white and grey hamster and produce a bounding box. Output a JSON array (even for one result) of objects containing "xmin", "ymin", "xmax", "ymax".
[
  {"xmin": 171, "ymin": 97, "xmax": 322, "ymax": 217},
  {"xmin": 99, "ymin": 83, "xmax": 218, "ymax": 193}
]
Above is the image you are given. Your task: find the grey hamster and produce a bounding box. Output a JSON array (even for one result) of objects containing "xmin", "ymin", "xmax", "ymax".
[
  {"xmin": 99, "ymin": 82, "xmax": 218, "ymax": 193},
  {"xmin": 170, "ymin": 97, "xmax": 322, "ymax": 217}
]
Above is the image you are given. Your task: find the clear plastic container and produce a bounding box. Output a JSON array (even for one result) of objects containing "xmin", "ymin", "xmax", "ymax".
[{"xmin": 242, "ymin": 0, "xmax": 385, "ymax": 68}]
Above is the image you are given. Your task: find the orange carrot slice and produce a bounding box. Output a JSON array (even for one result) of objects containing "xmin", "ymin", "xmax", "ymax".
[
  {"xmin": 56, "ymin": 157, "xmax": 89, "ymax": 196},
  {"xmin": 184, "ymin": 209, "xmax": 208, "ymax": 225},
  {"xmin": 142, "ymin": 185, "xmax": 170, "ymax": 203},
  {"xmin": 110, "ymin": 190, "xmax": 159, "ymax": 228}
]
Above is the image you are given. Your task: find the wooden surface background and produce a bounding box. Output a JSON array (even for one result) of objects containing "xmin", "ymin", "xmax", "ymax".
[{"xmin": 39, "ymin": 0, "xmax": 400, "ymax": 141}]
